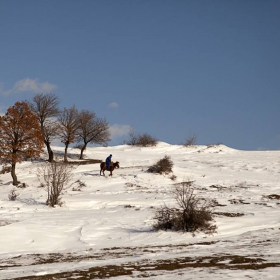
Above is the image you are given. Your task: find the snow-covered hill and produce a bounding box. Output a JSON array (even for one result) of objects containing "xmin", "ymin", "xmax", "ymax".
[{"xmin": 1, "ymin": 143, "xmax": 280, "ymax": 279}]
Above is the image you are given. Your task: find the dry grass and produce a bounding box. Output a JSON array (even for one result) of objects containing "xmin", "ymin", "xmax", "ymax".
[
  {"xmin": 3, "ymin": 240, "xmax": 280, "ymax": 280},
  {"xmin": 10, "ymin": 254, "xmax": 280, "ymax": 280},
  {"xmin": 213, "ymin": 212, "xmax": 245, "ymax": 217},
  {"xmin": 229, "ymin": 199, "xmax": 250, "ymax": 205},
  {"xmin": 66, "ymin": 159, "xmax": 102, "ymax": 165}
]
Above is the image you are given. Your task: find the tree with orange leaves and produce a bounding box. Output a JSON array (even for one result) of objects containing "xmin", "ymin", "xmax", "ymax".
[{"xmin": 0, "ymin": 102, "xmax": 44, "ymax": 185}]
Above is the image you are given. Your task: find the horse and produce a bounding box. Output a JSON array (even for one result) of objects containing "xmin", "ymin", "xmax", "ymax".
[{"xmin": 100, "ymin": 161, "xmax": 120, "ymax": 176}]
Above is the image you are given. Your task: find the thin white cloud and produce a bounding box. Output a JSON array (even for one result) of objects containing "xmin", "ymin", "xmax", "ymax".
[
  {"xmin": 0, "ymin": 78, "xmax": 57, "ymax": 95},
  {"xmin": 110, "ymin": 124, "xmax": 131, "ymax": 138},
  {"xmin": 108, "ymin": 102, "xmax": 119, "ymax": 108}
]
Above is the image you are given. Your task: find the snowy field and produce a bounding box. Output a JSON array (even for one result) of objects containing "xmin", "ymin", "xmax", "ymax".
[{"xmin": 0, "ymin": 142, "xmax": 280, "ymax": 279}]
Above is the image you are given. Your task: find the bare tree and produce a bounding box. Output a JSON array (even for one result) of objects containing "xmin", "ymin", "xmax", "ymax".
[
  {"xmin": 76, "ymin": 110, "xmax": 111, "ymax": 159},
  {"xmin": 37, "ymin": 162, "xmax": 74, "ymax": 207},
  {"xmin": 58, "ymin": 106, "xmax": 79, "ymax": 162},
  {"xmin": 29, "ymin": 93, "xmax": 60, "ymax": 162}
]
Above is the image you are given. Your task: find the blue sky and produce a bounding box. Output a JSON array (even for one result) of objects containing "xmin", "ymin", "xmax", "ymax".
[{"xmin": 0, "ymin": 0, "xmax": 279, "ymax": 150}]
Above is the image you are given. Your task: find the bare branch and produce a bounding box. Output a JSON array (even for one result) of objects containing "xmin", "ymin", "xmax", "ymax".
[
  {"xmin": 37, "ymin": 162, "xmax": 74, "ymax": 207},
  {"xmin": 58, "ymin": 106, "xmax": 79, "ymax": 162},
  {"xmin": 28, "ymin": 93, "xmax": 60, "ymax": 162},
  {"xmin": 75, "ymin": 110, "xmax": 111, "ymax": 159}
]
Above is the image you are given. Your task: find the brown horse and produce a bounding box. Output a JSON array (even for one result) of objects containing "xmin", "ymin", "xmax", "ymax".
[{"xmin": 100, "ymin": 161, "xmax": 120, "ymax": 176}]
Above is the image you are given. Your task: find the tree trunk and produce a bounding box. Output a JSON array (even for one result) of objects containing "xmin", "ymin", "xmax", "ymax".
[
  {"xmin": 79, "ymin": 144, "xmax": 86, "ymax": 159},
  {"xmin": 64, "ymin": 142, "xmax": 69, "ymax": 162},
  {"xmin": 46, "ymin": 141, "xmax": 54, "ymax": 162},
  {"xmin": 11, "ymin": 163, "xmax": 18, "ymax": 186}
]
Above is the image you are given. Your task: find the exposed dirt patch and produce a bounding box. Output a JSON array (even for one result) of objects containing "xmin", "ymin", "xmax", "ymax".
[
  {"xmin": 209, "ymin": 185, "xmax": 228, "ymax": 191},
  {"xmin": 11, "ymin": 254, "xmax": 280, "ymax": 279},
  {"xmin": 66, "ymin": 159, "xmax": 102, "ymax": 165},
  {"xmin": 213, "ymin": 212, "xmax": 245, "ymax": 217},
  {"xmin": 2, "ymin": 240, "xmax": 280, "ymax": 279},
  {"xmin": 229, "ymin": 199, "xmax": 250, "ymax": 205},
  {"xmin": 263, "ymin": 194, "xmax": 280, "ymax": 200},
  {"xmin": 210, "ymin": 199, "xmax": 227, "ymax": 207},
  {"xmin": 0, "ymin": 242, "xmax": 219, "ymax": 269}
]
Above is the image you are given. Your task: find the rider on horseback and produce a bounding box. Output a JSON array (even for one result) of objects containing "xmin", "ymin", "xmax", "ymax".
[{"xmin": 106, "ymin": 154, "xmax": 112, "ymax": 169}]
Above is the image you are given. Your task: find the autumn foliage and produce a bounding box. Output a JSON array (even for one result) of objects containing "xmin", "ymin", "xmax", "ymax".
[{"xmin": 0, "ymin": 102, "xmax": 44, "ymax": 185}]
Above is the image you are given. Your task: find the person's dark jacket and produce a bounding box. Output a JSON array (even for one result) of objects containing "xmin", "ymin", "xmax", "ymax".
[{"xmin": 106, "ymin": 155, "xmax": 112, "ymax": 168}]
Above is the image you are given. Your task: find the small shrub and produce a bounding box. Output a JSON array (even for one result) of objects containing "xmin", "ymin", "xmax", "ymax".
[
  {"xmin": 125, "ymin": 130, "xmax": 158, "ymax": 147},
  {"xmin": 37, "ymin": 162, "xmax": 75, "ymax": 207},
  {"xmin": 148, "ymin": 155, "xmax": 173, "ymax": 174},
  {"xmin": 137, "ymin": 133, "xmax": 158, "ymax": 147},
  {"xmin": 8, "ymin": 189, "xmax": 19, "ymax": 201},
  {"xmin": 153, "ymin": 181, "xmax": 217, "ymax": 234},
  {"xmin": 183, "ymin": 133, "xmax": 197, "ymax": 147},
  {"xmin": 153, "ymin": 205, "xmax": 177, "ymax": 230},
  {"xmin": 71, "ymin": 179, "xmax": 87, "ymax": 191}
]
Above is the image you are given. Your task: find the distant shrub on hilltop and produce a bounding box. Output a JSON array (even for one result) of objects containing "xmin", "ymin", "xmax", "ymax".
[
  {"xmin": 125, "ymin": 130, "xmax": 158, "ymax": 147},
  {"xmin": 183, "ymin": 133, "xmax": 197, "ymax": 147}
]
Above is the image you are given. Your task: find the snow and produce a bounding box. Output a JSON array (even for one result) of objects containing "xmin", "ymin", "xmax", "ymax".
[{"xmin": 1, "ymin": 142, "xmax": 280, "ymax": 279}]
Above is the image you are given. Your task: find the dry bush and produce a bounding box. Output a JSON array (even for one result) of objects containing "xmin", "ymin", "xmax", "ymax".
[
  {"xmin": 153, "ymin": 181, "xmax": 217, "ymax": 234},
  {"xmin": 8, "ymin": 189, "xmax": 19, "ymax": 201},
  {"xmin": 148, "ymin": 155, "xmax": 173, "ymax": 174},
  {"xmin": 37, "ymin": 162, "xmax": 75, "ymax": 207},
  {"xmin": 137, "ymin": 133, "xmax": 158, "ymax": 147},
  {"xmin": 170, "ymin": 174, "xmax": 177, "ymax": 181},
  {"xmin": 71, "ymin": 179, "xmax": 87, "ymax": 191},
  {"xmin": 183, "ymin": 133, "xmax": 197, "ymax": 147},
  {"xmin": 125, "ymin": 130, "xmax": 158, "ymax": 147}
]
